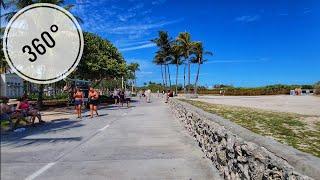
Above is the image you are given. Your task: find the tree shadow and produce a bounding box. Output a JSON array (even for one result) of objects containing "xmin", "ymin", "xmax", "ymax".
[{"xmin": 1, "ymin": 118, "xmax": 84, "ymax": 146}]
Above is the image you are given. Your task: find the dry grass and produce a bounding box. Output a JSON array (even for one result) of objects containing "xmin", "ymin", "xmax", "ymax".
[{"xmin": 180, "ymin": 99, "xmax": 320, "ymax": 157}]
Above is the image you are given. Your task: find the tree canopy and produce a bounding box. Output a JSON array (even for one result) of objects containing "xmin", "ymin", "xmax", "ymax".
[{"xmin": 75, "ymin": 32, "xmax": 127, "ymax": 84}]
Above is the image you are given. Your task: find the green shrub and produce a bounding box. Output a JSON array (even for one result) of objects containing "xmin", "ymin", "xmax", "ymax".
[
  {"xmin": 197, "ymin": 84, "xmax": 309, "ymax": 96},
  {"xmin": 27, "ymin": 92, "xmax": 68, "ymax": 100},
  {"xmin": 99, "ymin": 95, "xmax": 113, "ymax": 103},
  {"xmin": 314, "ymin": 82, "xmax": 320, "ymax": 95}
]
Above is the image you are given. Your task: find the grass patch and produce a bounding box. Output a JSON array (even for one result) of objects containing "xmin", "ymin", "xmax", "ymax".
[
  {"xmin": 1, "ymin": 118, "xmax": 29, "ymax": 132},
  {"xmin": 180, "ymin": 99, "xmax": 320, "ymax": 157}
]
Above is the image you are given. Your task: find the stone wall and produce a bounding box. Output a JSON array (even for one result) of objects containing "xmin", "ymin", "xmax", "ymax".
[{"xmin": 169, "ymin": 98, "xmax": 320, "ymax": 180}]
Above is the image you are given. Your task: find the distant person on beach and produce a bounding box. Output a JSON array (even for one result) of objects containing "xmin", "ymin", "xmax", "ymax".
[
  {"xmin": 16, "ymin": 96, "xmax": 44, "ymax": 125},
  {"xmin": 73, "ymin": 88, "xmax": 84, "ymax": 118},
  {"xmin": 88, "ymin": 87, "xmax": 99, "ymax": 118}
]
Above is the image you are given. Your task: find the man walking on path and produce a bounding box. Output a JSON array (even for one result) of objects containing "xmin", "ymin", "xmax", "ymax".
[
  {"xmin": 145, "ymin": 89, "xmax": 151, "ymax": 103},
  {"xmin": 124, "ymin": 89, "xmax": 132, "ymax": 108},
  {"xmin": 113, "ymin": 89, "xmax": 120, "ymax": 105},
  {"xmin": 88, "ymin": 87, "xmax": 100, "ymax": 118}
]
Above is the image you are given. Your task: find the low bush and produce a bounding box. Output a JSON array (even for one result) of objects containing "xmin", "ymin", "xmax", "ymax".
[
  {"xmin": 314, "ymin": 82, "xmax": 320, "ymax": 95},
  {"xmin": 196, "ymin": 84, "xmax": 314, "ymax": 96},
  {"xmin": 28, "ymin": 92, "xmax": 68, "ymax": 100},
  {"xmin": 99, "ymin": 95, "xmax": 114, "ymax": 103}
]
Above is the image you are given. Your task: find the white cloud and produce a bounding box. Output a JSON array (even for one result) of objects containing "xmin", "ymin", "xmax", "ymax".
[
  {"xmin": 138, "ymin": 71, "xmax": 153, "ymax": 75},
  {"xmin": 108, "ymin": 19, "xmax": 183, "ymax": 34},
  {"xmin": 207, "ymin": 58, "xmax": 269, "ymax": 64},
  {"xmin": 128, "ymin": 3, "xmax": 144, "ymax": 12},
  {"xmin": 152, "ymin": 0, "xmax": 167, "ymax": 5},
  {"xmin": 120, "ymin": 43, "xmax": 156, "ymax": 51},
  {"xmin": 303, "ymin": 8, "xmax": 312, "ymax": 14},
  {"xmin": 235, "ymin": 15, "xmax": 260, "ymax": 22},
  {"xmin": 279, "ymin": 13, "xmax": 289, "ymax": 16}
]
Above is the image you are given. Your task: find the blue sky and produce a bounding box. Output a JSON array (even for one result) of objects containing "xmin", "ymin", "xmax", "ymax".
[{"xmin": 2, "ymin": 0, "xmax": 320, "ymax": 87}]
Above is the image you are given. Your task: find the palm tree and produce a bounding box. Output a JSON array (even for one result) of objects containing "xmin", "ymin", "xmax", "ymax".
[
  {"xmin": 1, "ymin": 0, "xmax": 82, "ymax": 23},
  {"xmin": 176, "ymin": 32, "xmax": 193, "ymax": 93},
  {"xmin": 0, "ymin": 0, "xmax": 6, "ymax": 8},
  {"xmin": 151, "ymin": 31, "xmax": 173, "ymax": 88},
  {"xmin": 169, "ymin": 42, "xmax": 183, "ymax": 94},
  {"xmin": 191, "ymin": 42, "xmax": 212, "ymax": 95},
  {"xmin": 1, "ymin": 0, "xmax": 82, "ymax": 109},
  {"xmin": 166, "ymin": 60, "xmax": 171, "ymax": 88},
  {"xmin": 128, "ymin": 63, "xmax": 140, "ymax": 92},
  {"xmin": 153, "ymin": 51, "xmax": 166, "ymax": 87}
]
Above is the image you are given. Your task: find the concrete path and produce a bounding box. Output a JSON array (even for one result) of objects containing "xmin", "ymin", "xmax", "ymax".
[{"xmin": 1, "ymin": 98, "xmax": 221, "ymax": 180}]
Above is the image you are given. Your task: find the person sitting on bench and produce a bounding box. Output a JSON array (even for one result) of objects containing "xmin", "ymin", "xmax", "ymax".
[
  {"xmin": 0, "ymin": 97, "xmax": 24, "ymax": 130},
  {"xmin": 16, "ymin": 96, "xmax": 45, "ymax": 126}
]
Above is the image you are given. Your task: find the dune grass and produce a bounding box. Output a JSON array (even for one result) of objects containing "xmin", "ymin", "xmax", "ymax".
[{"xmin": 180, "ymin": 99, "xmax": 320, "ymax": 158}]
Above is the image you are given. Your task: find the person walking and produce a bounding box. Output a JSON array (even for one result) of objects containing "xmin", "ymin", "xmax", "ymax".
[
  {"xmin": 124, "ymin": 89, "xmax": 132, "ymax": 108},
  {"xmin": 119, "ymin": 90, "xmax": 125, "ymax": 107},
  {"xmin": 164, "ymin": 90, "xmax": 169, "ymax": 103},
  {"xmin": 145, "ymin": 89, "xmax": 151, "ymax": 103},
  {"xmin": 73, "ymin": 88, "xmax": 84, "ymax": 119},
  {"xmin": 113, "ymin": 88, "xmax": 120, "ymax": 105},
  {"xmin": 88, "ymin": 87, "xmax": 99, "ymax": 118},
  {"xmin": 138, "ymin": 90, "xmax": 142, "ymax": 99}
]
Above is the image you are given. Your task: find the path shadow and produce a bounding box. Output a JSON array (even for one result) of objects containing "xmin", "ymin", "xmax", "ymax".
[
  {"xmin": 98, "ymin": 113, "xmax": 108, "ymax": 117},
  {"xmin": 12, "ymin": 137, "xmax": 82, "ymax": 148},
  {"xmin": 1, "ymin": 118, "xmax": 84, "ymax": 146}
]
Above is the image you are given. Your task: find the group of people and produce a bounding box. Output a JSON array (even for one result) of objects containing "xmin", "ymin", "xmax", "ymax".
[
  {"xmin": 112, "ymin": 89, "xmax": 132, "ymax": 107},
  {"xmin": 1, "ymin": 86, "xmax": 178, "ymax": 131},
  {"xmin": 0, "ymin": 95, "xmax": 44, "ymax": 130},
  {"xmin": 138, "ymin": 89, "xmax": 152, "ymax": 103},
  {"xmin": 73, "ymin": 87, "xmax": 100, "ymax": 119}
]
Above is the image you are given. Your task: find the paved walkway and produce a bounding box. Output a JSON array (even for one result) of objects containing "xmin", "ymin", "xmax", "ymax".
[{"xmin": 1, "ymin": 98, "xmax": 221, "ymax": 180}]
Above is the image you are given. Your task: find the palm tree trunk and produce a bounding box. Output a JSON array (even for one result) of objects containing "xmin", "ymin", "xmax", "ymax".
[
  {"xmin": 183, "ymin": 63, "xmax": 186, "ymax": 94},
  {"xmin": 164, "ymin": 64, "xmax": 168, "ymax": 87},
  {"xmin": 167, "ymin": 64, "xmax": 171, "ymax": 88},
  {"xmin": 161, "ymin": 64, "xmax": 165, "ymax": 87},
  {"xmin": 194, "ymin": 61, "xmax": 201, "ymax": 95},
  {"xmin": 175, "ymin": 63, "xmax": 179, "ymax": 95},
  {"xmin": 132, "ymin": 72, "xmax": 136, "ymax": 92},
  {"xmin": 188, "ymin": 62, "xmax": 191, "ymax": 93}
]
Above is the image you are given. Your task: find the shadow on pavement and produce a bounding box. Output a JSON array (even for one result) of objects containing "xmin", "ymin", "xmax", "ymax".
[
  {"xmin": 1, "ymin": 119, "xmax": 84, "ymax": 146},
  {"xmin": 12, "ymin": 137, "xmax": 82, "ymax": 148}
]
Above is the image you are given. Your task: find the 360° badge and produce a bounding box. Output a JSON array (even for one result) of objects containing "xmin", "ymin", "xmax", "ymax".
[{"xmin": 3, "ymin": 3, "xmax": 84, "ymax": 84}]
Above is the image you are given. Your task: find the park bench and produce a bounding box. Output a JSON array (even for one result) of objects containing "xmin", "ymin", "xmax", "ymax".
[{"xmin": 6, "ymin": 100, "xmax": 42, "ymax": 128}]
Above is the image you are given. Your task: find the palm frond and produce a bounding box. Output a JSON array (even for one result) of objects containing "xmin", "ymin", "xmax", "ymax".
[{"xmin": 1, "ymin": 11, "xmax": 17, "ymax": 22}]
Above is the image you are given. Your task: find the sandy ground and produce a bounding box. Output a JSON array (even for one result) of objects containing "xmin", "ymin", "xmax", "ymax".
[{"xmin": 197, "ymin": 95, "xmax": 320, "ymax": 116}]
